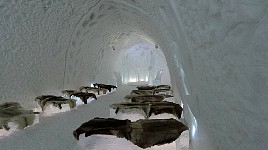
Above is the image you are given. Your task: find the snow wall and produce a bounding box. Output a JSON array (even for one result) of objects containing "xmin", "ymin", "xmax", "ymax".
[{"xmin": 1, "ymin": 0, "xmax": 268, "ymax": 150}]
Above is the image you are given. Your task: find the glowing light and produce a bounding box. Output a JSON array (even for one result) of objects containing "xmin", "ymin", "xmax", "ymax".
[
  {"xmin": 180, "ymin": 68, "xmax": 189, "ymax": 95},
  {"xmin": 191, "ymin": 114, "xmax": 197, "ymax": 138},
  {"xmin": 181, "ymin": 102, "xmax": 184, "ymax": 108},
  {"xmin": 186, "ymin": 105, "xmax": 197, "ymax": 138},
  {"xmin": 129, "ymin": 77, "xmax": 137, "ymax": 82},
  {"xmin": 192, "ymin": 126, "xmax": 196, "ymax": 136},
  {"xmin": 192, "ymin": 118, "xmax": 197, "ymax": 137},
  {"xmin": 71, "ymin": 96, "xmax": 84, "ymax": 105}
]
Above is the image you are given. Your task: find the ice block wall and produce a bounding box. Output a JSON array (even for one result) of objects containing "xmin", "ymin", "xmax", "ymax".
[
  {"xmin": 163, "ymin": 0, "xmax": 268, "ymax": 150},
  {"xmin": 0, "ymin": 0, "xmax": 268, "ymax": 150}
]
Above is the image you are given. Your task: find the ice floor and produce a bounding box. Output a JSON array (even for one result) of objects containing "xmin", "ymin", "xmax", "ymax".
[{"xmin": 0, "ymin": 86, "xmax": 189, "ymax": 150}]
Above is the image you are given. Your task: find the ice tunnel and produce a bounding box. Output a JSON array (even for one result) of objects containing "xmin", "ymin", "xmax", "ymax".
[{"xmin": 1, "ymin": 0, "xmax": 268, "ymax": 150}]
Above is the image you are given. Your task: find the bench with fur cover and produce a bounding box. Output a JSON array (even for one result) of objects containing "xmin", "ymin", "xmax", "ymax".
[
  {"xmin": 70, "ymin": 92, "xmax": 97, "ymax": 104},
  {"xmin": 93, "ymin": 83, "xmax": 117, "ymax": 92},
  {"xmin": 0, "ymin": 102, "xmax": 37, "ymax": 131},
  {"xmin": 110, "ymin": 101, "xmax": 183, "ymax": 119},
  {"xmin": 73, "ymin": 117, "xmax": 188, "ymax": 149},
  {"xmin": 79, "ymin": 86, "xmax": 107, "ymax": 95},
  {"xmin": 35, "ymin": 95, "xmax": 76, "ymax": 111}
]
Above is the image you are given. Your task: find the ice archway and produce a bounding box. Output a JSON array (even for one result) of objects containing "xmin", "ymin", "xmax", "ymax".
[{"xmin": 1, "ymin": 0, "xmax": 268, "ymax": 150}]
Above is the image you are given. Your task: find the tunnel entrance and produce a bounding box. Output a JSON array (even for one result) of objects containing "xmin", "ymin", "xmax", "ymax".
[{"xmin": 115, "ymin": 42, "xmax": 170, "ymax": 86}]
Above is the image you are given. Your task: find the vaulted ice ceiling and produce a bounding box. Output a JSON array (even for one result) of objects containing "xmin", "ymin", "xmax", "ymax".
[
  {"xmin": 63, "ymin": 0, "xmax": 166, "ymax": 88},
  {"xmin": 1, "ymin": 0, "xmax": 268, "ymax": 150}
]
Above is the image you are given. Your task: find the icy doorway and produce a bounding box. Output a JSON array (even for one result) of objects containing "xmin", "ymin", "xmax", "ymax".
[{"xmin": 120, "ymin": 43, "xmax": 170, "ymax": 85}]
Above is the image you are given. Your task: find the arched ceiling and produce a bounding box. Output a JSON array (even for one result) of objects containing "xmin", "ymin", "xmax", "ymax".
[
  {"xmin": 63, "ymin": 0, "xmax": 166, "ymax": 87},
  {"xmin": 0, "ymin": 0, "xmax": 173, "ymax": 105}
]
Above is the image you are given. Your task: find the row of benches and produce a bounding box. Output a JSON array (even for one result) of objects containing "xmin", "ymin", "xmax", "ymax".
[
  {"xmin": 73, "ymin": 84, "xmax": 189, "ymax": 148},
  {"xmin": 0, "ymin": 83, "xmax": 117, "ymax": 132}
]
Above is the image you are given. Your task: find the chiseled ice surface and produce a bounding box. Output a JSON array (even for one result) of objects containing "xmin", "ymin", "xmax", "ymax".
[
  {"xmin": 1, "ymin": 0, "xmax": 268, "ymax": 150},
  {"xmin": 0, "ymin": 86, "xmax": 189, "ymax": 150}
]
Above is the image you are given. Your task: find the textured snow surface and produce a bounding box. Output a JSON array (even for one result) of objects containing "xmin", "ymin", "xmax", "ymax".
[
  {"xmin": 1, "ymin": 0, "xmax": 268, "ymax": 150},
  {"xmin": 0, "ymin": 86, "xmax": 189, "ymax": 150}
]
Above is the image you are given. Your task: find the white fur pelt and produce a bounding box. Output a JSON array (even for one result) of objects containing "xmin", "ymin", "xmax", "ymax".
[
  {"xmin": 130, "ymin": 90, "xmax": 154, "ymax": 96},
  {"xmin": 35, "ymin": 95, "xmax": 76, "ymax": 111},
  {"xmin": 0, "ymin": 102, "xmax": 36, "ymax": 131},
  {"xmin": 61, "ymin": 90, "xmax": 79, "ymax": 98},
  {"xmin": 124, "ymin": 95, "xmax": 138, "ymax": 102},
  {"xmin": 124, "ymin": 94, "xmax": 165, "ymax": 103},
  {"xmin": 154, "ymin": 85, "xmax": 172, "ymax": 94},
  {"xmin": 42, "ymin": 98, "xmax": 76, "ymax": 111},
  {"xmin": 79, "ymin": 86, "xmax": 108, "ymax": 95}
]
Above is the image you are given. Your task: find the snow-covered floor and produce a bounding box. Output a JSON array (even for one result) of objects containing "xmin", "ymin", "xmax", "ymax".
[{"xmin": 0, "ymin": 86, "xmax": 189, "ymax": 150}]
